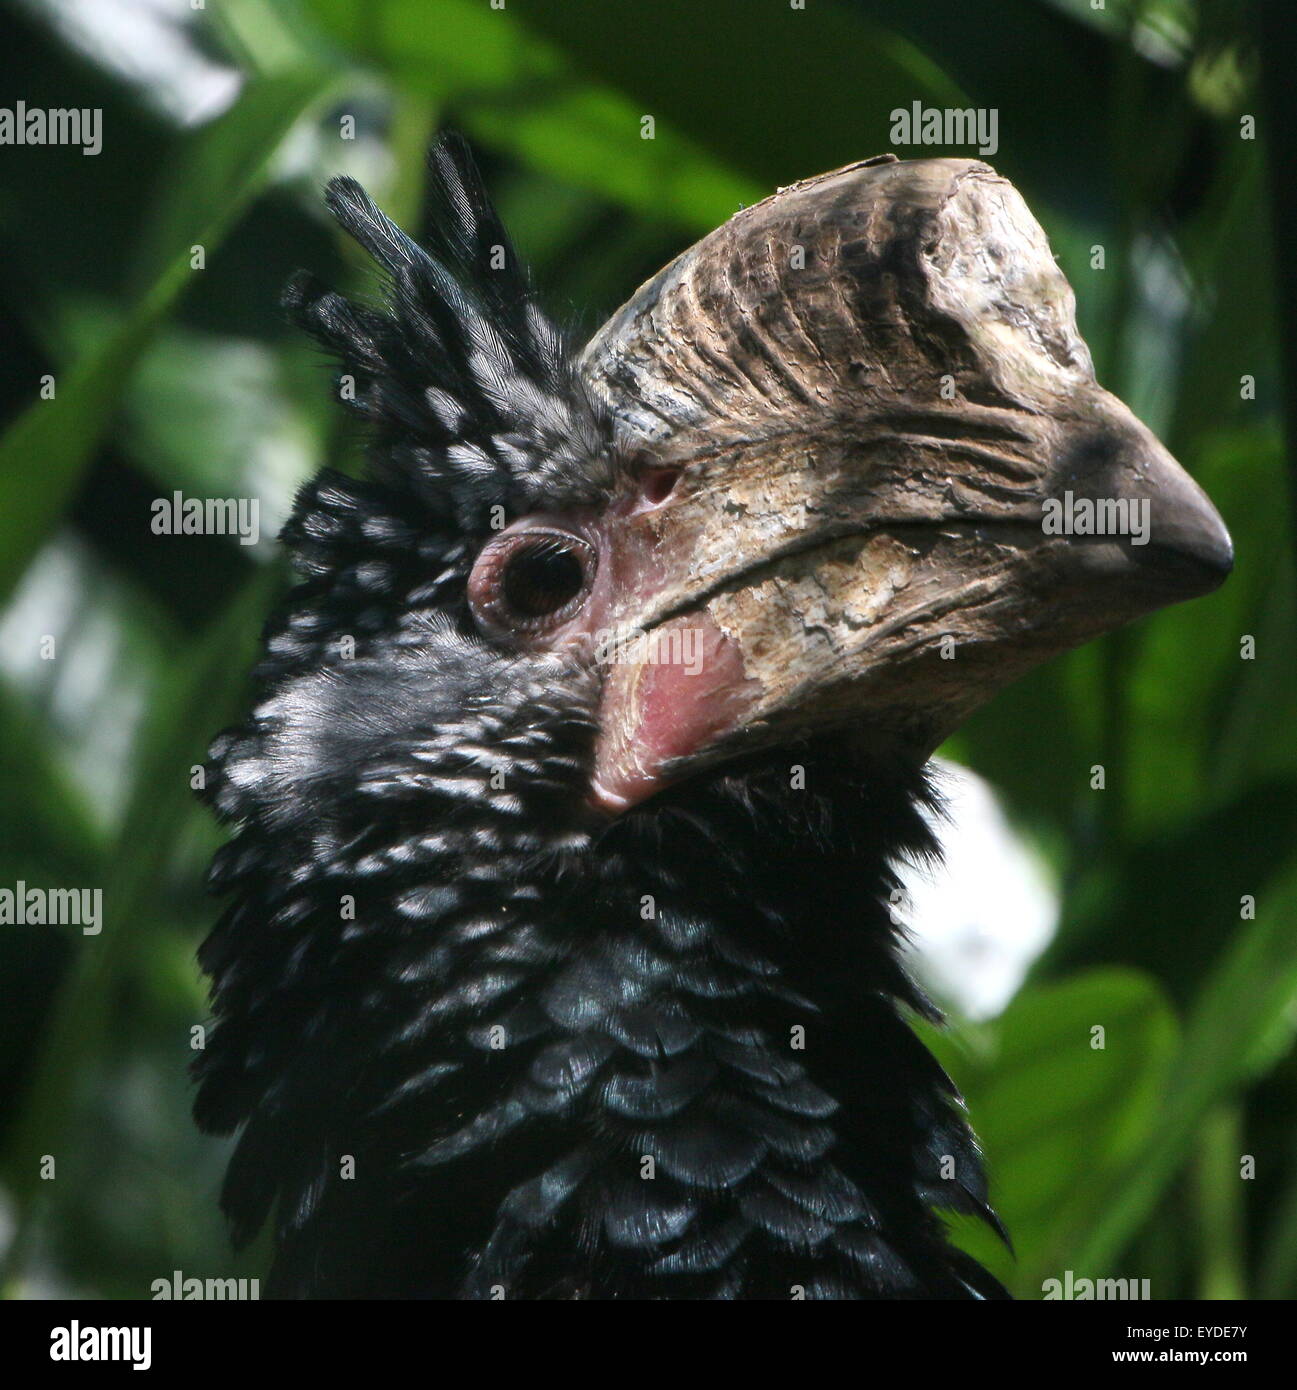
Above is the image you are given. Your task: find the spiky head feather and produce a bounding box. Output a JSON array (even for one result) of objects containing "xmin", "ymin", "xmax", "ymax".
[{"xmin": 283, "ymin": 131, "xmax": 613, "ymax": 536}]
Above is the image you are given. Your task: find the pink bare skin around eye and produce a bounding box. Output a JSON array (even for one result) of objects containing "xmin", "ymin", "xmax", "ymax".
[{"xmin": 471, "ymin": 470, "xmax": 754, "ymax": 813}]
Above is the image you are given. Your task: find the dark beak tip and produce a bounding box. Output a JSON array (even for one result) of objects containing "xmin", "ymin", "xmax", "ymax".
[
  {"xmin": 1184, "ymin": 507, "xmax": 1234, "ymax": 588},
  {"xmin": 1210, "ymin": 525, "xmax": 1235, "ymax": 580},
  {"xmin": 1151, "ymin": 510, "xmax": 1233, "ymax": 597},
  {"xmin": 1146, "ymin": 455, "xmax": 1234, "ymax": 592}
]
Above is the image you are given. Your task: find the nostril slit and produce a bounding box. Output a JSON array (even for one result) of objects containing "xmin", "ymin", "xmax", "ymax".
[{"xmin": 642, "ymin": 468, "xmax": 680, "ymax": 506}]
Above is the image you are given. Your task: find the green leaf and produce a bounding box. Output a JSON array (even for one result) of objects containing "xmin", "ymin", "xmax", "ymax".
[
  {"xmin": 1068, "ymin": 862, "xmax": 1297, "ymax": 1276},
  {"xmin": 515, "ymin": 0, "xmax": 968, "ymax": 190},
  {"xmin": 0, "ymin": 569, "xmax": 281, "ymax": 1284},
  {"xmin": 0, "ymin": 68, "xmax": 334, "ymax": 604},
  {"xmin": 920, "ymin": 969, "xmax": 1179, "ymax": 1295},
  {"xmin": 305, "ymin": 0, "xmax": 763, "ymax": 231},
  {"xmin": 0, "ymin": 680, "xmax": 104, "ymax": 880},
  {"xmin": 120, "ymin": 325, "xmax": 319, "ymax": 509}
]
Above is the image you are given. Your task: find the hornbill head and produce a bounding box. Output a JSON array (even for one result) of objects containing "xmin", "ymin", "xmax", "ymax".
[
  {"xmin": 576, "ymin": 156, "xmax": 1233, "ymax": 806},
  {"xmin": 195, "ymin": 135, "xmax": 1230, "ymax": 1298}
]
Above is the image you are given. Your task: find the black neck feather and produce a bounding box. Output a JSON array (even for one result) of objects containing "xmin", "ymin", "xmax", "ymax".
[{"xmin": 197, "ymin": 741, "xmax": 1005, "ymax": 1299}]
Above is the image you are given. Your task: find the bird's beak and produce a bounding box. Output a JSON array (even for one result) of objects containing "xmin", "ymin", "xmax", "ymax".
[{"xmin": 580, "ymin": 157, "xmax": 1232, "ymax": 811}]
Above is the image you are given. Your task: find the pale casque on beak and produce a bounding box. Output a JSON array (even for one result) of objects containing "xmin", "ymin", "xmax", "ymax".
[{"xmin": 577, "ymin": 156, "xmax": 1232, "ymax": 811}]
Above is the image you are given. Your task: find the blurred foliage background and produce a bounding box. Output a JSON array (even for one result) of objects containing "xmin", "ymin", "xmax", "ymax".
[{"xmin": 0, "ymin": 0, "xmax": 1292, "ymax": 1300}]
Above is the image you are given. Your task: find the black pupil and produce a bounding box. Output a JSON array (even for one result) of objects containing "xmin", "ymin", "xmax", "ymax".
[{"xmin": 503, "ymin": 541, "xmax": 585, "ymax": 619}]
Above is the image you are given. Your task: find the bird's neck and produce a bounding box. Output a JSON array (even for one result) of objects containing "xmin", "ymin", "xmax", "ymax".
[{"xmin": 204, "ymin": 745, "xmax": 1000, "ymax": 1297}]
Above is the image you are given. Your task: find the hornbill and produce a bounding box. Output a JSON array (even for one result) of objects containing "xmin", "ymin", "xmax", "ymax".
[{"xmin": 193, "ymin": 135, "xmax": 1232, "ymax": 1299}]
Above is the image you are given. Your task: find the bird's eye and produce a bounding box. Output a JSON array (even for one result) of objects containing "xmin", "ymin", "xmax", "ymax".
[
  {"xmin": 503, "ymin": 538, "xmax": 586, "ymax": 617},
  {"xmin": 468, "ymin": 526, "xmax": 596, "ymax": 638}
]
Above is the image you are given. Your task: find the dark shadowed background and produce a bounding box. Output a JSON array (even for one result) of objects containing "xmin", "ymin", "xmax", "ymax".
[{"xmin": 0, "ymin": 0, "xmax": 1293, "ymax": 1300}]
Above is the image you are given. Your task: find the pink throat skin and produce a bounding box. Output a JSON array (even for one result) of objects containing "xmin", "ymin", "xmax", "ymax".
[{"xmin": 588, "ymin": 613, "xmax": 754, "ymax": 813}]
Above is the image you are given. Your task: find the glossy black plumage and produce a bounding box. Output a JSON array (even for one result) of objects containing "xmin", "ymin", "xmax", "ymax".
[{"xmin": 194, "ymin": 133, "xmax": 1008, "ymax": 1299}]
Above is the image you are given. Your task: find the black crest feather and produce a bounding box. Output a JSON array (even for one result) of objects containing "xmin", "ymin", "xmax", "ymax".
[{"xmin": 282, "ymin": 131, "xmax": 613, "ymax": 532}]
